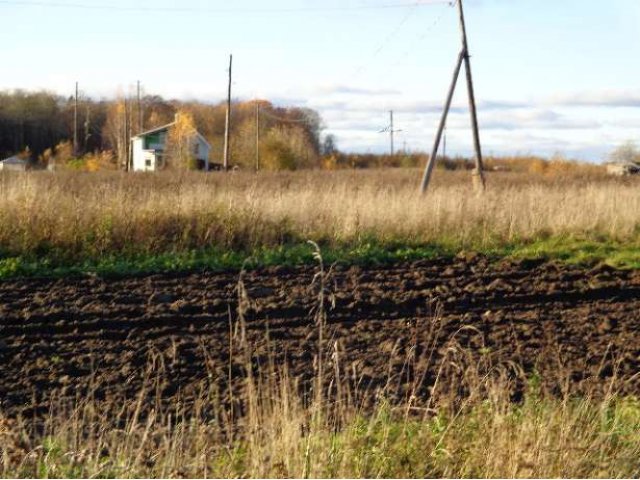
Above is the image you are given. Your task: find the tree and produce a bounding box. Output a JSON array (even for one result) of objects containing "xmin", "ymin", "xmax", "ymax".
[
  {"xmin": 262, "ymin": 135, "xmax": 297, "ymax": 171},
  {"xmin": 103, "ymin": 98, "xmax": 128, "ymax": 169},
  {"xmin": 609, "ymin": 141, "xmax": 640, "ymax": 164},
  {"xmin": 165, "ymin": 111, "xmax": 198, "ymax": 170},
  {"xmin": 321, "ymin": 134, "xmax": 337, "ymax": 156}
]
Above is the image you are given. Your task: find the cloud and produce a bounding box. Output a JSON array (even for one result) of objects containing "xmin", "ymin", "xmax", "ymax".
[
  {"xmin": 314, "ymin": 84, "xmax": 402, "ymax": 96},
  {"xmin": 469, "ymin": 109, "xmax": 602, "ymax": 131},
  {"xmin": 549, "ymin": 90, "xmax": 640, "ymax": 108},
  {"xmin": 477, "ymin": 99, "xmax": 532, "ymax": 110}
]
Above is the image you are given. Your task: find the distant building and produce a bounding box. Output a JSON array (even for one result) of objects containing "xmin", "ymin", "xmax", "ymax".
[
  {"xmin": 0, "ymin": 156, "xmax": 28, "ymax": 172},
  {"xmin": 606, "ymin": 162, "xmax": 640, "ymax": 177},
  {"xmin": 130, "ymin": 120, "xmax": 211, "ymax": 172}
]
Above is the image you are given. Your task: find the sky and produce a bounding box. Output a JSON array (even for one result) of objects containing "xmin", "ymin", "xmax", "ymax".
[{"xmin": 1, "ymin": 0, "xmax": 640, "ymax": 161}]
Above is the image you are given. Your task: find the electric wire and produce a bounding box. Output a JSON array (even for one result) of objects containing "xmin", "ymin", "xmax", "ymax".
[
  {"xmin": 391, "ymin": 1, "xmax": 454, "ymax": 68},
  {"xmin": 351, "ymin": 0, "xmax": 454, "ymax": 81},
  {"xmin": 0, "ymin": 0, "xmax": 452, "ymax": 13}
]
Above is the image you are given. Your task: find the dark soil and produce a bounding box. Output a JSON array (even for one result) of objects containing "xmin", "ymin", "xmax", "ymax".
[{"xmin": 2, "ymin": 256, "xmax": 640, "ymax": 417}]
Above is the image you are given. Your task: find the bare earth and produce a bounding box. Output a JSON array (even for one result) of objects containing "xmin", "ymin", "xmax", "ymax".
[{"xmin": 2, "ymin": 256, "xmax": 640, "ymax": 417}]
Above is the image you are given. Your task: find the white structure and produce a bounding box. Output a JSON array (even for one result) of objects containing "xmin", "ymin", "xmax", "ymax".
[
  {"xmin": 0, "ymin": 156, "xmax": 28, "ymax": 172},
  {"xmin": 130, "ymin": 121, "xmax": 211, "ymax": 172}
]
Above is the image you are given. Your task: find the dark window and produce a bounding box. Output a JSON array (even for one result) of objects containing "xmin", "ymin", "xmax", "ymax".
[{"xmin": 145, "ymin": 159, "xmax": 152, "ymax": 167}]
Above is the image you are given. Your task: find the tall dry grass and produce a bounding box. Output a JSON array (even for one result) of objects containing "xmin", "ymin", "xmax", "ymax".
[
  {"xmin": 0, "ymin": 168, "xmax": 637, "ymax": 261},
  {"xmin": 4, "ymin": 365, "xmax": 640, "ymax": 478}
]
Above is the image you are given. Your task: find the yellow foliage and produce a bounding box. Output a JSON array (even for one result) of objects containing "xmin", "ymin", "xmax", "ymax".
[
  {"xmin": 166, "ymin": 111, "xmax": 198, "ymax": 170},
  {"xmin": 54, "ymin": 141, "xmax": 74, "ymax": 164},
  {"xmin": 322, "ymin": 154, "xmax": 338, "ymax": 170},
  {"xmin": 83, "ymin": 151, "xmax": 116, "ymax": 172}
]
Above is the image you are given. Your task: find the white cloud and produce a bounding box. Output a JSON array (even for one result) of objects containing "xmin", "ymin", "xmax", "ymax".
[{"xmin": 548, "ymin": 90, "xmax": 640, "ymax": 108}]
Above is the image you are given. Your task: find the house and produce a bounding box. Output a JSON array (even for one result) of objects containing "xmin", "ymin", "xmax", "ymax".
[
  {"xmin": 130, "ymin": 119, "xmax": 211, "ymax": 172},
  {"xmin": 606, "ymin": 162, "xmax": 640, "ymax": 177},
  {"xmin": 0, "ymin": 155, "xmax": 28, "ymax": 172}
]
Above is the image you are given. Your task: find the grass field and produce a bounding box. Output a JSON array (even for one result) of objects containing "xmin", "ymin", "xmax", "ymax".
[
  {"xmin": 4, "ymin": 167, "xmax": 640, "ymax": 478},
  {"xmin": 1, "ymin": 167, "xmax": 640, "ymax": 278}
]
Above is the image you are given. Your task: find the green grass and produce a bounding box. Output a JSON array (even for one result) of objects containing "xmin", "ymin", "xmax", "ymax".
[
  {"xmin": 1, "ymin": 235, "xmax": 640, "ymax": 280},
  {"xmin": 6, "ymin": 392, "xmax": 640, "ymax": 478}
]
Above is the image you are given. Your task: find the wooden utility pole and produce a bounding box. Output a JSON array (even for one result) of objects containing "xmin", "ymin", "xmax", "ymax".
[
  {"xmin": 73, "ymin": 81, "xmax": 78, "ymax": 157},
  {"xmin": 223, "ymin": 54, "xmax": 233, "ymax": 171},
  {"xmin": 124, "ymin": 97, "xmax": 130, "ymax": 171},
  {"xmin": 137, "ymin": 80, "xmax": 143, "ymax": 133},
  {"xmin": 84, "ymin": 104, "xmax": 91, "ymax": 150},
  {"xmin": 421, "ymin": 0, "xmax": 486, "ymax": 194},
  {"xmin": 458, "ymin": 0, "xmax": 486, "ymax": 190},
  {"xmin": 380, "ymin": 110, "xmax": 402, "ymax": 156},
  {"xmin": 443, "ymin": 125, "xmax": 447, "ymax": 160},
  {"xmin": 255, "ymin": 101, "xmax": 260, "ymax": 172},
  {"xmin": 127, "ymin": 95, "xmax": 133, "ymax": 169},
  {"xmin": 390, "ymin": 110, "xmax": 395, "ymax": 156}
]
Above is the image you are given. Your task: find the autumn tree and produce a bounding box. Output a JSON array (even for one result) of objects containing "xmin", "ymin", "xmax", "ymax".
[
  {"xmin": 609, "ymin": 141, "xmax": 640, "ymax": 164},
  {"xmin": 165, "ymin": 112, "xmax": 198, "ymax": 170},
  {"xmin": 103, "ymin": 98, "xmax": 130, "ymax": 169}
]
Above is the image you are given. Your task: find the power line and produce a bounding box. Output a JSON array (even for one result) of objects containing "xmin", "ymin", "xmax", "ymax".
[
  {"xmin": 391, "ymin": 1, "xmax": 454, "ymax": 68},
  {"xmin": 352, "ymin": 3, "xmax": 420, "ymax": 78},
  {"xmin": 0, "ymin": 0, "xmax": 453, "ymax": 14},
  {"xmin": 351, "ymin": 0, "xmax": 454, "ymax": 78}
]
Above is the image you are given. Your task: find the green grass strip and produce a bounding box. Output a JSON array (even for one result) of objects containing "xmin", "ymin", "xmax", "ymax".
[{"xmin": 1, "ymin": 237, "xmax": 640, "ymax": 280}]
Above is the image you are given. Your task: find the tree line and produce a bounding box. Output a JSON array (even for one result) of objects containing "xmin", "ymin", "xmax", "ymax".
[{"xmin": 0, "ymin": 89, "xmax": 327, "ymax": 170}]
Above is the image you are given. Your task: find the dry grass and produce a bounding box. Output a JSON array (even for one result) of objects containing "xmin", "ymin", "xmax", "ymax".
[
  {"xmin": 4, "ymin": 371, "xmax": 640, "ymax": 478},
  {"xmin": 0, "ymin": 168, "xmax": 638, "ymax": 263}
]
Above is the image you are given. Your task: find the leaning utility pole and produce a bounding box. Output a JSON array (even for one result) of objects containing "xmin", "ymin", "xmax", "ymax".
[
  {"xmin": 255, "ymin": 101, "xmax": 260, "ymax": 172},
  {"xmin": 443, "ymin": 126, "xmax": 447, "ymax": 160},
  {"xmin": 421, "ymin": 0, "xmax": 486, "ymax": 194},
  {"xmin": 223, "ymin": 54, "xmax": 233, "ymax": 171},
  {"xmin": 73, "ymin": 81, "xmax": 78, "ymax": 157}
]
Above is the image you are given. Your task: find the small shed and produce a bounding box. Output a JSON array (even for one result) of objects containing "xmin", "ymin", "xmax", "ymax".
[
  {"xmin": 130, "ymin": 120, "xmax": 211, "ymax": 172},
  {"xmin": 0, "ymin": 156, "xmax": 28, "ymax": 172}
]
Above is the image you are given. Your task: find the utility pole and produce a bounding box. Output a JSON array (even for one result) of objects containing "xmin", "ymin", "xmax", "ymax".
[
  {"xmin": 390, "ymin": 110, "xmax": 395, "ymax": 156},
  {"xmin": 73, "ymin": 81, "xmax": 78, "ymax": 157},
  {"xmin": 84, "ymin": 105, "xmax": 91, "ymax": 150},
  {"xmin": 379, "ymin": 110, "xmax": 402, "ymax": 156},
  {"xmin": 137, "ymin": 80, "xmax": 143, "ymax": 133},
  {"xmin": 124, "ymin": 97, "xmax": 130, "ymax": 171},
  {"xmin": 127, "ymin": 94, "xmax": 133, "ymax": 169},
  {"xmin": 255, "ymin": 101, "xmax": 260, "ymax": 172},
  {"xmin": 223, "ymin": 54, "xmax": 233, "ymax": 171},
  {"xmin": 443, "ymin": 126, "xmax": 447, "ymax": 160},
  {"xmin": 421, "ymin": 0, "xmax": 486, "ymax": 194}
]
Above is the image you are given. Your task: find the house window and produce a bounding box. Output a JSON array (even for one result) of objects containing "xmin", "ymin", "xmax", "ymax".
[{"xmin": 145, "ymin": 159, "xmax": 152, "ymax": 168}]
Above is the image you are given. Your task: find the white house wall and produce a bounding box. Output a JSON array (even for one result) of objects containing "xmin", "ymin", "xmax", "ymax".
[{"xmin": 131, "ymin": 138, "xmax": 146, "ymax": 172}]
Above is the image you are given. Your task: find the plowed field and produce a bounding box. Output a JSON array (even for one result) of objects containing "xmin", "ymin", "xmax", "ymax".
[{"xmin": 2, "ymin": 256, "xmax": 640, "ymax": 417}]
